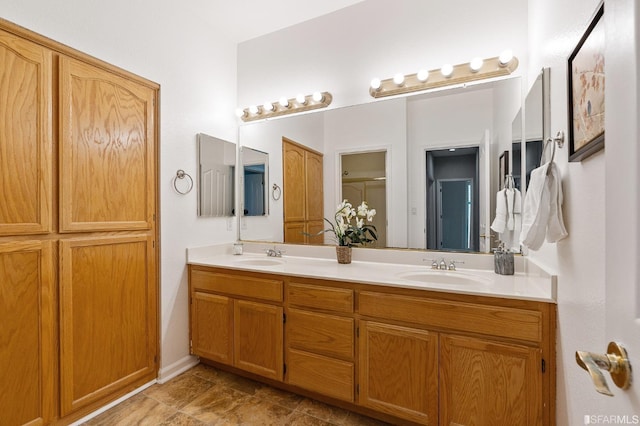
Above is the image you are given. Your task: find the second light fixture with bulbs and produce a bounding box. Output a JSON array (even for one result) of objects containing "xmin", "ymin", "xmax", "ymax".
[{"xmin": 369, "ymin": 50, "xmax": 518, "ymax": 98}]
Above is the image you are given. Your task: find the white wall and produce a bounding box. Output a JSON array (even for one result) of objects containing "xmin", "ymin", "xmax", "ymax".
[
  {"xmin": 527, "ymin": 0, "xmax": 607, "ymax": 424},
  {"xmin": 0, "ymin": 0, "xmax": 239, "ymax": 378}
]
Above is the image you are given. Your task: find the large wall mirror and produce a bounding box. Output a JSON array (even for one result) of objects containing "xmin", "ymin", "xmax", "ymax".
[
  {"xmin": 234, "ymin": 76, "xmax": 532, "ymax": 254},
  {"xmin": 197, "ymin": 133, "xmax": 235, "ymax": 217}
]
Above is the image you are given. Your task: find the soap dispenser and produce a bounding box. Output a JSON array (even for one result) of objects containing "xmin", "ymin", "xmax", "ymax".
[{"xmin": 494, "ymin": 242, "xmax": 514, "ymax": 275}]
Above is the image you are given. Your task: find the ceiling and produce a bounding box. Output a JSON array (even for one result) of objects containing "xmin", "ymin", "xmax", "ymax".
[{"xmin": 189, "ymin": 0, "xmax": 364, "ymax": 43}]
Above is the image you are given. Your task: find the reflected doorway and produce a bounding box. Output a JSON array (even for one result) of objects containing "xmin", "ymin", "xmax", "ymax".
[
  {"xmin": 426, "ymin": 147, "xmax": 479, "ymax": 251},
  {"xmin": 341, "ymin": 151, "xmax": 387, "ymax": 247}
]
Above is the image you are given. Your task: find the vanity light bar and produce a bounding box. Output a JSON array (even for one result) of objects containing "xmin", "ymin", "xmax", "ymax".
[
  {"xmin": 369, "ymin": 54, "xmax": 519, "ymax": 99},
  {"xmin": 237, "ymin": 92, "xmax": 333, "ymax": 122}
]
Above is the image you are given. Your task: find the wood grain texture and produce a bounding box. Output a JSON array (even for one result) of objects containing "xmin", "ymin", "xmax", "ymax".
[
  {"xmin": 0, "ymin": 240, "xmax": 54, "ymax": 425},
  {"xmin": 59, "ymin": 235, "xmax": 157, "ymax": 416},
  {"xmin": 305, "ymin": 150, "xmax": 324, "ymax": 222},
  {"xmin": 190, "ymin": 268, "xmax": 283, "ymax": 302},
  {"xmin": 191, "ymin": 292, "xmax": 233, "ymax": 365},
  {"xmin": 359, "ymin": 291, "xmax": 542, "ymax": 343},
  {"xmin": 358, "ymin": 321, "xmax": 438, "ymax": 425},
  {"xmin": 439, "ymin": 334, "xmax": 543, "ymax": 426},
  {"xmin": 234, "ymin": 300, "xmax": 283, "ymax": 381},
  {"xmin": 283, "ymin": 140, "xmax": 306, "ymax": 223},
  {"xmin": 287, "ymin": 348, "xmax": 354, "ymax": 402},
  {"xmin": 59, "ymin": 56, "xmax": 155, "ymax": 232},
  {"xmin": 287, "ymin": 282, "xmax": 354, "ymax": 313},
  {"xmin": 287, "ymin": 308, "xmax": 354, "ymax": 359},
  {"xmin": 0, "ymin": 29, "xmax": 52, "ymax": 235},
  {"xmin": 284, "ymin": 222, "xmax": 306, "ymax": 244}
]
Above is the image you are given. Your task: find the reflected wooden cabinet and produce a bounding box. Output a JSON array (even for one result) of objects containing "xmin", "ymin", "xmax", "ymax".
[
  {"xmin": 283, "ymin": 138, "xmax": 324, "ymax": 244},
  {"xmin": 0, "ymin": 18, "xmax": 159, "ymax": 425},
  {"xmin": 358, "ymin": 321, "xmax": 438, "ymax": 424}
]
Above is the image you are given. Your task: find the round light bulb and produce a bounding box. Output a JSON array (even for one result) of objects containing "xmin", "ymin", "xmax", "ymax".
[
  {"xmin": 499, "ymin": 49, "xmax": 514, "ymax": 66},
  {"xmin": 248, "ymin": 105, "xmax": 259, "ymax": 114},
  {"xmin": 441, "ymin": 64, "xmax": 454, "ymax": 77},
  {"xmin": 235, "ymin": 108, "xmax": 245, "ymax": 118},
  {"xmin": 312, "ymin": 92, "xmax": 323, "ymax": 102},
  {"xmin": 370, "ymin": 78, "xmax": 381, "ymax": 90},
  {"xmin": 470, "ymin": 57, "xmax": 483, "ymax": 72},
  {"xmin": 296, "ymin": 93, "xmax": 307, "ymax": 104},
  {"xmin": 279, "ymin": 97, "xmax": 289, "ymax": 108},
  {"xmin": 393, "ymin": 73, "xmax": 405, "ymax": 86},
  {"xmin": 263, "ymin": 101, "xmax": 274, "ymax": 112},
  {"xmin": 417, "ymin": 69, "xmax": 429, "ymax": 82}
]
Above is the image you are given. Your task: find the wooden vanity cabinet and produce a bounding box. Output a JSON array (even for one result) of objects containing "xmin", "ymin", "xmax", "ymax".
[
  {"xmin": 285, "ymin": 281, "xmax": 356, "ymax": 402},
  {"xmin": 189, "ymin": 267, "xmax": 556, "ymax": 426},
  {"xmin": 189, "ymin": 267, "xmax": 284, "ymax": 381}
]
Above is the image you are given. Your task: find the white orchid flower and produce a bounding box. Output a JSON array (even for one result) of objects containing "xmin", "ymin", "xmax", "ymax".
[
  {"xmin": 356, "ymin": 217, "xmax": 364, "ymax": 229},
  {"xmin": 357, "ymin": 201, "xmax": 369, "ymax": 217},
  {"xmin": 367, "ymin": 209, "xmax": 377, "ymax": 222}
]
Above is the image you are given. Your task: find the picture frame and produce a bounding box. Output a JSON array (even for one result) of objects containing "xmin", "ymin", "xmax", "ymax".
[
  {"xmin": 568, "ymin": 2, "xmax": 605, "ymax": 162},
  {"xmin": 499, "ymin": 151, "xmax": 509, "ymax": 190}
]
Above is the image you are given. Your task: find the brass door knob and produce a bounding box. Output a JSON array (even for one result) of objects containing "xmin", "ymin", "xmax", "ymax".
[{"xmin": 575, "ymin": 341, "xmax": 632, "ymax": 396}]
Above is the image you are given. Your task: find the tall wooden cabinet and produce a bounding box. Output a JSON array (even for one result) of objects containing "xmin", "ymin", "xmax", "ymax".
[
  {"xmin": 282, "ymin": 138, "xmax": 324, "ymax": 244},
  {"xmin": 0, "ymin": 19, "xmax": 159, "ymax": 425}
]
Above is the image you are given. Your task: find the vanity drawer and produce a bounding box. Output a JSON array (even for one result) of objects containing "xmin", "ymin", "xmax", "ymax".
[
  {"xmin": 286, "ymin": 348, "xmax": 354, "ymax": 402},
  {"xmin": 287, "ymin": 308, "xmax": 354, "ymax": 359},
  {"xmin": 190, "ymin": 268, "xmax": 283, "ymax": 302},
  {"xmin": 358, "ymin": 291, "xmax": 542, "ymax": 343},
  {"xmin": 287, "ymin": 282, "xmax": 354, "ymax": 313}
]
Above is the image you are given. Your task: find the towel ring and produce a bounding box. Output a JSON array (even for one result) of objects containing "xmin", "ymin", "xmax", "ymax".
[
  {"xmin": 542, "ymin": 130, "xmax": 565, "ymax": 163},
  {"xmin": 173, "ymin": 169, "xmax": 193, "ymax": 194},
  {"xmin": 272, "ymin": 183, "xmax": 282, "ymax": 201}
]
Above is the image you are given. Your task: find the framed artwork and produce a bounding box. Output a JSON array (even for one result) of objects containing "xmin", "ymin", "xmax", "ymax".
[
  {"xmin": 568, "ymin": 2, "xmax": 605, "ymax": 162},
  {"xmin": 499, "ymin": 151, "xmax": 509, "ymax": 190}
]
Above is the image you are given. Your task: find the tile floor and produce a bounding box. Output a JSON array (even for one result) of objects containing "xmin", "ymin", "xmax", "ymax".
[{"xmin": 84, "ymin": 364, "xmax": 391, "ymax": 425}]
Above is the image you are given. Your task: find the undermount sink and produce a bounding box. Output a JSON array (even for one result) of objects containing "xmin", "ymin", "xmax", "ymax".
[
  {"xmin": 396, "ymin": 270, "xmax": 490, "ymax": 286},
  {"xmin": 234, "ymin": 258, "xmax": 284, "ymax": 267}
]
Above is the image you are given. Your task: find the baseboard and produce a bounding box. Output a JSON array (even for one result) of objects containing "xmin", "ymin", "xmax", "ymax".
[{"xmin": 157, "ymin": 354, "xmax": 199, "ymax": 384}]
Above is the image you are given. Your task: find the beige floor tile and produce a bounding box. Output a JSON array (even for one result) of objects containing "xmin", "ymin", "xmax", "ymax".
[
  {"xmin": 144, "ymin": 372, "xmax": 214, "ymax": 409},
  {"xmin": 217, "ymin": 396, "xmax": 293, "ymax": 425},
  {"xmin": 189, "ymin": 363, "xmax": 222, "ymax": 383},
  {"xmin": 84, "ymin": 393, "xmax": 177, "ymax": 425},
  {"xmin": 296, "ymin": 398, "xmax": 351, "ymax": 424},
  {"xmin": 158, "ymin": 411, "xmax": 208, "ymax": 425},
  {"xmin": 214, "ymin": 370, "xmax": 264, "ymax": 395},
  {"xmin": 342, "ymin": 411, "xmax": 392, "ymax": 426},
  {"xmin": 254, "ymin": 385, "xmax": 305, "ymax": 410},
  {"xmin": 286, "ymin": 411, "xmax": 337, "ymax": 426},
  {"xmin": 181, "ymin": 383, "xmax": 251, "ymax": 424}
]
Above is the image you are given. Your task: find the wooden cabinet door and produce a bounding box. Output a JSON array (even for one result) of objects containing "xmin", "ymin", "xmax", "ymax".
[
  {"xmin": 440, "ymin": 334, "xmax": 543, "ymax": 426},
  {"xmin": 191, "ymin": 292, "xmax": 233, "ymax": 365},
  {"xmin": 0, "ymin": 241, "xmax": 55, "ymax": 425},
  {"xmin": 59, "ymin": 235, "xmax": 157, "ymax": 416},
  {"xmin": 305, "ymin": 150, "xmax": 324, "ymax": 222},
  {"xmin": 0, "ymin": 30, "xmax": 52, "ymax": 236},
  {"xmin": 284, "ymin": 221, "xmax": 306, "ymax": 244},
  {"xmin": 59, "ymin": 56, "xmax": 156, "ymax": 233},
  {"xmin": 283, "ymin": 141, "xmax": 306, "ymax": 223},
  {"xmin": 234, "ymin": 300, "xmax": 283, "ymax": 380},
  {"xmin": 359, "ymin": 321, "xmax": 438, "ymax": 425},
  {"xmin": 306, "ymin": 220, "xmax": 326, "ymax": 245}
]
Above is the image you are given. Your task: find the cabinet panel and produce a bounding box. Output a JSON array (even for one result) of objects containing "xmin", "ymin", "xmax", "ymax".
[
  {"xmin": 306, "ymin": 220, "xmax": 326, "ymax": 245},
  {"xmin": 59, "ymin": 235, "xmax": 157, "ymax": 416},
  {"xmin": 288, "ymin": 308, "xmax": 354, "ymax": 359},
  {"xmin": 287, "ymin": 348, "xmax": 354, "ymax": 402},
  {"xmin": 284, "ymin": 221, "xmax": 306, "ymax": 244},
  {"xmin": 191, "ymin": 268, "xmax": 283, "ymax": 302},
  {"xmin": 0, "ymin": 30, "xmax": 52, "ymax": 235},
  {"xmin": 191, "ymin": 292, "xmax": 233, "ymax": 364},
  {"xmin": 59, "ymin": 56, "xmax": 156, "ymax": 232},
  {"xmin": 288, "ymin": 282, "xmax": 354, "ymax": 313},
  {"xmin": 440, "ymin": 334, "xmax": 542, "ymax": 426},
  {"xmin": 234, "ymin": 300, "xmax": 283, "ymax": 380},
  {"xmin": 359, "ymin": 291, "xmax": 542, "ymax": 343},
  {"xmin": 0, "ymin": 241, "xmax": 55, "ymax": 425},
  {"xmin": 359, "ymin": 321, "xmax": 438, "ymax": 425}
]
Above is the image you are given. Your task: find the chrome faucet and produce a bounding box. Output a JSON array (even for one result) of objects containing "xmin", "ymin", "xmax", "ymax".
[
  {"xmin": 266, "ymin": 246, "xmax": 284, "ymax": 257},
  {"xmin": 448, "ymin": 260, "xmax": 464, "ymax": 271},
  {"xmin": 439, "ymin": 258, "xmax": 447, "ymax": 270}
]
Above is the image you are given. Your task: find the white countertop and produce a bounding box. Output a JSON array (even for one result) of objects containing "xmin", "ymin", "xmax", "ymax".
[{"xmin": 187, "ymin": 243, "xmax": 557, "ymax": 303}]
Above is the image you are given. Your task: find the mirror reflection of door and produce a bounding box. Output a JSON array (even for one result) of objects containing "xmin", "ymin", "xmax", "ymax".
[
  {"xmin": 340, "ymin": 151, "xmax": 387, "ymax": 247},
  {"xmin": 426, "ymin": 147, "xmax": 479, "ymax": 251},
  {"xmin": 197, "ymin": 133, "xmax": 235, "ymax": 217},
  {"xmin": 244, "ymin": 164, "xmax": 265, "ymax": 215}
]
